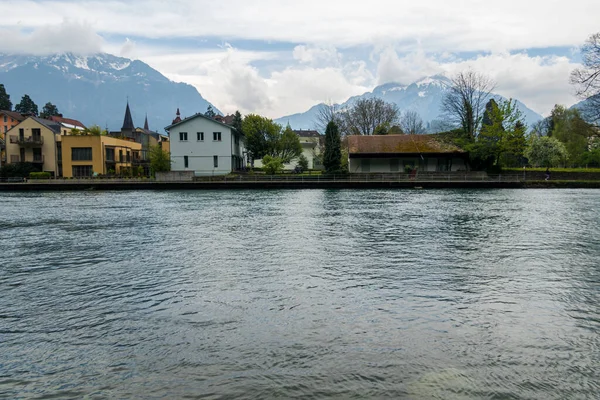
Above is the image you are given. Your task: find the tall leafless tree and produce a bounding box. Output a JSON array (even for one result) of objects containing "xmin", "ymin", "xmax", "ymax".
[
  {"xmin": 400, "ymin": 110, "xmax": 426, "ymax": 134},
  {"xmin": 315, "ymin": 102, "xmax": 344, "ymax": 134},
  {"xmin": 340, "ymin": 97, "xmax": 400, "ymax": 135},
  {"xmin": 570, "ymin": 33, "xmax": 600, "ymax": 126},
  {"xmin": 441, "ymin": 71, "xmax": 496, "ymax": 139}
]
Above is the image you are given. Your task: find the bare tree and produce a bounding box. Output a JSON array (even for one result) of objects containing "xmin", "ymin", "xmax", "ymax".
[
  {"xmin": 400, "ymin": 110, "xmax": 426, "ymax": 134},
  {"xmin": 315, "ymin": 102, "xmax": 344, "ymax": 134},
  {"xmin": 341, "ymin": 97, "xmax": 400, "ymax": 135},
  {"xmin": 570, "ymin": 33, "xmax": 600, "ymax": 126},
  {"xmin": 441, "ymin": 70, "xmax": 496, "ymax": 139}
]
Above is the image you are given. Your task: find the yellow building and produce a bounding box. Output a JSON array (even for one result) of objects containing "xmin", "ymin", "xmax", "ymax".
[
  {"xmin": 61, "ymin": 135, "xmax": 142, "ymax": 178},
  {"xmin": 4, "ymin": 117, "xmax": 62, "ymax": 176}
]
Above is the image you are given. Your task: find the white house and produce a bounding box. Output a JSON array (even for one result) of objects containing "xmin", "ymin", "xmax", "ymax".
[
  {"xmin": 254, "ymin": 129, "xmax": 324, "ymax": 171},
  {"xmin": 165, "ymin": 112, "xmax": 245, "ymax": 176}
]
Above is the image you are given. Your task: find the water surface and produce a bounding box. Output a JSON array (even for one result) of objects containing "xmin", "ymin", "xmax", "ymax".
[{"xmin": 1, "ymin": 189, "xmax": 599, "ymax": 399}]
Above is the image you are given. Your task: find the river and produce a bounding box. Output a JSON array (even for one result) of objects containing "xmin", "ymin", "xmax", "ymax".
[{"xmin": 1, "ymin": 189, "xmax": 599, "ymax": 399}]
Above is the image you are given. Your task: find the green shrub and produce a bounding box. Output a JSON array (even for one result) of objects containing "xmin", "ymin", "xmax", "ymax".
[
  {"xmin": 29, "ymin": 171, "xmax": 51, "ymax": 180},
  {"xmin": 262, "ymin": 155, "xmax": 284, "ymax": 175}
]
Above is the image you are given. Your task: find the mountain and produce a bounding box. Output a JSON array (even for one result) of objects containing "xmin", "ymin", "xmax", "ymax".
[
  {"xmin": 0, "ymin": 52, "xmax": 219, "ymax": 132},
  {"xmin": 275, "ymin": 75, "xmax": 543, "ymax": 132}
]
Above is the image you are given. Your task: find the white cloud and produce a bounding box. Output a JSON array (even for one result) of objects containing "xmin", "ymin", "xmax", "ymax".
[{"xmin": 0, "ymin": 20, "xmax": 103, "ymax": 55}]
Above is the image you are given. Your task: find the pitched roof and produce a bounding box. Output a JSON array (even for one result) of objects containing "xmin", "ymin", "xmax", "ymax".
[
  {"xmin": 30, "ymin": 117, "xmax": 61, "ymax": 134},
  {"xmin": 348, "ymin": 134, "xmax": 466, "ymax": 155},
  {"xmin": 164, "ymin": 112, "xmax": 235, "ymax": 132},
  {"xmin": 122, "ymin": 102, "xmax": 135, "ymax": 131},
  {"xmin": 0, "ymin": 110, "xmax": 25, "ymax": 121},
  {"xmin": 294, "ymin": 129, "xmax": 321, "ymax": 138},
  {"xmin": 48, "ymin": 115, "xmax": 86, "ymax": 130},
  {"xmin": 214, "ymin": 114, "xmax": 235, "ymax": 125}
]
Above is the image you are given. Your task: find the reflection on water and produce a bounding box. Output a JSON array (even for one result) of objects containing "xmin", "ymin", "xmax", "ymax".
[{"xmin": 1, "ymin": 189, "xmax": 599, "ymax": 399}]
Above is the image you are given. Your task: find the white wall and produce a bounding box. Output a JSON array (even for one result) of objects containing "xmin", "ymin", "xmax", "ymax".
[
  {"xmin": 169, "ymin": 116, "xmax": 244, "ymax": 176},
  {"xmin": 349, "ymin": 157, "xmax": 469, "ymax": 173}
]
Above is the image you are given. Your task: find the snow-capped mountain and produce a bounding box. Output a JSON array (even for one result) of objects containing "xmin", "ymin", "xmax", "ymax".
[
  {"xmin": 275, "ymin": 75, "xmax": 543, "ymax": 132},
  {"xmin": 0, "ymin": 52, "xmax": 219, "ymax": 131}
]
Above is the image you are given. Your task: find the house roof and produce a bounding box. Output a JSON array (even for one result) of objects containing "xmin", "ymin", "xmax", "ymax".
[
  {"xmin": 348, "ymin": 134, "xmax": 466, "ymax": 155},
  {"xmin": 48, "ymin": 115, "xmax": 86, "ymax": 130},
  {"xmin": 294, "ymin": 129, "xmax": 321, "ymax": 138},
  {"xmin": 30, "ymin": 117, "xmax": 61, "ymax": 134},
  {"xmin": 122, "ymin": 102, "xmax": 135, "ymax": 131},
  {"xmin": 0, "ymin": 110, "xmax": 25, "ymax": 121},
  {"xmin": 214, "ymin": 114, "xmax": 236, "ymax": 125},
  {"xmin": 164, "ymin": 112, "xmax": 236, "ymax": 132}
]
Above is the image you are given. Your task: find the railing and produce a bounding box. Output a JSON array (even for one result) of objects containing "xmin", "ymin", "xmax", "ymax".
[{"xmin": 9, "ymin": 135, "xmax": 44, "ymax": 146}]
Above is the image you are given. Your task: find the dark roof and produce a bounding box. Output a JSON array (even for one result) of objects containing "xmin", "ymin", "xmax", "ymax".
[
  {"xmin": 48, "ymin": 115, "xmax": 86, "ymax": 129},
  {"xmin": 144, "ymin": 115, "xmax": 149, "ymax": 130},
  {"xmin": 122, "ymin": 102, "xmax": 135, "ymax": 131},
  {"xmin": 165, "ymin": 112, "xmax": 235, "ymax": 132},
  {"xmin": 214, "ymin": 114, "xmax": 236, "ymax": 125},
  {"xmin": 294, "ymin": 129, "xmax": 321, "ymax": 138},
  {"xmin": 0, "ymin": 110, "xmax": 25, "ymax": 121},
  {"xmin": 348, "ymin": 134, "xmax": 466, "ymax": 155},
  {"xmin": 31, "ymin": 117, "xmax": 61, "ymax": 134}
]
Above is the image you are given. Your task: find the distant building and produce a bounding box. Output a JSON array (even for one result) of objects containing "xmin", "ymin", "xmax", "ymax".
[
  {"xmin": 347, "ymin": 134, "xmax": 469, "ymax": 173},
  {"xmin": 165, "ymin": 111, "xmax": 245, "ymax": 175},
  {"xmin": 293, "ymin": 129, "xmax": 323, "ymax": 170},
  {"xmin": 48, "ymin": 115, "xmax": 86, "ymax": 135},
  {"xmin": 1, "ymin": 110, "xmax": 25, "ymax": 167}
]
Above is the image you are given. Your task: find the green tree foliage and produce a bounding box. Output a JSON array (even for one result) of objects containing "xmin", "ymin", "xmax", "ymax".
[
  {"xmin": 82, "ymin": 125, "xmax": 107, "ymax": 136},
  {"xmin": 373, "ymin": 123, "xmax": 389, "ymax": 135},
  {"xmin": 232, "ymin": 110, "xmax": 243, "ymax": 134},
  {"xmin": 323, "ymin": 121, "xmax": 342, "ymax": 173},
  {"xmin": 0, "ymin": 162, "xmax": 39, "ymax": 178},
  {"xmin": 242, "ymin": 114, "xmax": 280, "ymax": 162},
  {"xmin": 525, "ymin": 136, "xmax": 569, "ymax": 167},
  {"xmin": 388, "ymin": 125, "xmax": 404, "ymax": 135},
  {"xmin": 205, "ymin": 105, "xmax": 216, "ymax": 118},
  {"xmin": 15, "ymin": 94, "xmax": 38, "ymax": 116},
  {"xmin": 548, "ymin": 106, "xmax": 593, "ymax": 164},
  {"xmin": 149, "ymin": 145, "xmax": 171, "ymax": 175},
  {"xmin": 262, "ymin": 155, "xmax": 283, "ymax": 174},
  {"xmin": 40, "ymin": 102, "xmax": 60, "ymax": 119},
  {"xmin": 276, "ymin": 125, "xmax": 302, "ymax": 163},
  {"xmin": 0, "ymin": 83, "xmax": 11, "ymax": 111},
  {"xmin": 297, "ymin": 154, "xmax": 309, "ymax": 170}
]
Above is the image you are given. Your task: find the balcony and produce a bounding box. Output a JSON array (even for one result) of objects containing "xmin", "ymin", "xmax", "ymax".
[
  {"xmin": 9, "ymin": 154, "xmax": 44, "ymax": 163},
  {"xmin": 10, "ymin": 135, "xmax": 44, "ymax": 147}
]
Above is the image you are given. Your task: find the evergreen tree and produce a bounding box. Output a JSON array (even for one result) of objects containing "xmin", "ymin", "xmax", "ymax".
[
  {"xmin": 232, "ymin": 110, "xmax": 243, "ymax": 134},
  {"xmin": 15, "ymin": 94, "xmax": 38, "ymax": 116},
  {"xmin": 205, "ymin": 105, "xmax": 216, "ymax": 118},
  {"xmin": 0, "ymin": 84, "xmax": 11, "ymax": 111},
  {"xmin": 40, "ymin": 102, "xmax": 60, "ymax": 119},
  {"xmin": 323, "ymin": 121, "xmax": 342, "ymax": 174}
]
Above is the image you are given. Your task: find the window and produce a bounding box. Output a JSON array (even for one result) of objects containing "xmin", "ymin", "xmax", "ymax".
[
  {"xmin": 179, "ymin": 132, "xmax": 188, "ymax": 141},
  {"xmin": 32, "ymin": 128, "xmax": 41, "ymax": 136},
  {"xmin": 213, "ymin": 155, "xmax": 218, "ymax": 168},
  {"xmin": 184, "ymin": 156, "xmax": 189, "ymax": 168},
  {"xmin": 213, "ymin": 132, "xmax": 221, "ymax": 141},
  {"xmin": 119, "ymin": 150, "xmax": 124, "ymax": 162},
  {"xmin": 72, "ymin": 147, "xmax": 93, "ymax": 161},
  {"xmin": 197, "ymin": 132, "xmax": 204, "ymax": 141},
  {"xmin": 2, "ymin": 116, "xmax": 6, "ymax": 123},
  {"xmin": 72, "ymin": 165, "xmax": 93, "ymax": 177},
  {"xmin": 126, "ymin": 151, "xmax": 131, "ymax": 163},
  {"xmin": 106, "ymin": 148, "xmax": 115, "ymax": 161}
]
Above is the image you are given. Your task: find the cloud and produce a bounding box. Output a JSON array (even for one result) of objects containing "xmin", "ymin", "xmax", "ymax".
[
  {"xmin": 0, "ymin": 20, "xmax": 103, "ymax": 55},
  {"xmin": 119, "ymin": 38, "xmax": 137, "ymax": 59}
]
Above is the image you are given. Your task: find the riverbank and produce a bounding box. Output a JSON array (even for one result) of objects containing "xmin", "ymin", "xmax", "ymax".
[{"xmin": 1, "ymin": 180, "xmax": 600, "ymax": 191}]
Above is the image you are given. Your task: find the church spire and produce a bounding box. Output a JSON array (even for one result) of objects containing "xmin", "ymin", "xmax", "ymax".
[
  {"xmin": 122, "ymin": 101, "xmax": 135, "ymax": 131},
  {"xmin": 144, "ymin": 113, "xmax": 149, "ymax": 130},
  {"xmin": 172, "ymin": 108, "xmax": 182, "ymax": 125}
]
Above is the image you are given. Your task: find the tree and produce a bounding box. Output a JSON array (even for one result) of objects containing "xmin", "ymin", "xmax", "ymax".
[
  {"xmin": 15, "ymin": 94, "xmax": 38, "ymax": 116},
  {"xmin": 525, "ymin": 136, "xmax": 569, "ymax": 167},
  {"xmin": 315, "ymin": 102, "xmax": 344, "ymax": 134},
  {"xmin": 40, "ymin": 102, "xmax": 60, "ymax": 119},
  {"xmin": 441, "ymin": 70, "xmax": 496, "ymax": 138},
  {"xmin": 276, "ymin": 125, "xmax": 302, "ymax": 163},
  {"xmin": 340, "ymin": 98, "xmax": 399, "ymax": 135},
  {"xmin": 242, "ymin": 114, "xmax": 280, "ymax": 162},
  {"xmin": 297, "ymin": 154, "xmax": 309, "ymax": 170},
  {"xmin": 400, "ymin": 110, "xmax": 426, "ymax": 134},
  {"xmin": 82, "ymin": 125, "xmax": 107, "ymax": 136},
  {"xmin": 0, "ymin": 83, "xmax": 11, "ymax": 111},
  {"xmin": 149, "ymin": 145, "xmax": 171, "ymax": 175},
  {"xmin": 205, "ymin": 105, "xmax": 216, "ymax": 118},
  {"xmin": 261, "ymin": 155, "xmax": 283, "ymax": 174},
  {"xmin": 232, "ymin": 110, "xmax": 243, "ymax": 134},
  {"xmin": 548, "ymin": 106, "xmax": 593, "ymax": 164},
  {"xmin": 323, "ymin": 121, "xmax": 342, "ymax": 173},
  {"xmin": 570, "ymin": 32, "xmax": 600, "ymax": 125}
]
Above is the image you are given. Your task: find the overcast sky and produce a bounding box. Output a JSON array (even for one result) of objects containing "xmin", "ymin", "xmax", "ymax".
[{"xmin": 1, "ymin": 0, "xmax": 598, "ymax": 118}]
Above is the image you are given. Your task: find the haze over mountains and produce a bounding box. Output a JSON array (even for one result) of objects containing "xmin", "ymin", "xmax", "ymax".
[
  {"xmin": 1, "ymin": 52, "xmax": 545, "ymax": 134},
  {"xmin": 275, "ymin": 75, "xmax": 544, "ymax": 131},
  {"xmin": 0, "ymin": 53, "xmax": 218, "ymax": 132}
]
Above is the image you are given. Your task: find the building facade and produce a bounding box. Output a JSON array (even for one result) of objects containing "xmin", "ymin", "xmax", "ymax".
[
  {"xmin": 348, "ymin": 134, "xmax": 469, "ymax": 173},
  {"xmin": 165, "ymin": 112, "xmax": 245, "ymax": 176}
]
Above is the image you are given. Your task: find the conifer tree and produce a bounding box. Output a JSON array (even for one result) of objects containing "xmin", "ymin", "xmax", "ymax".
[
  {"xmin": 0, "ymin": 84, "xmax": 11, "ymax": 111},
  {"xmin": 323, "ymin": 121, "xmax": 342, "ymax": 174},
  {"xmin": 15, "ymin": 94, "xmax": 38, "ymax": 116},
  {"xmin": 40, "ymin": 102, "xmax": 60, "ymax": 118}
]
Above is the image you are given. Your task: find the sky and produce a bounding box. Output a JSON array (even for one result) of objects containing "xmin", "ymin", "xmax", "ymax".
[{"xmin": 0, "ymin": 0, "xmax": 598, "ymax": 118}]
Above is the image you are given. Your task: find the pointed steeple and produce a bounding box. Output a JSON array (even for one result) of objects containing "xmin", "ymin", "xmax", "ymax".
[
  {"xmin": 172, "ymin": 108, "xmax": 182, "ymax": 125},
  {"xmin": 144, "ymin": 113, "xmax": 149, "ymax": 131},
  {"xmin": 122, "ymin": 101, "xmax": 135, "ymax": 131}
]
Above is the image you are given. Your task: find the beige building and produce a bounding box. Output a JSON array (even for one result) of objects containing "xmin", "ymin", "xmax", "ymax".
[
  {"xmin": 61, "ymin": 135, "xmax": 142, "ymax": 178},
  {"xmin": 4, "ymin": 117, "xmax": 62, "ymax": 176}
]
